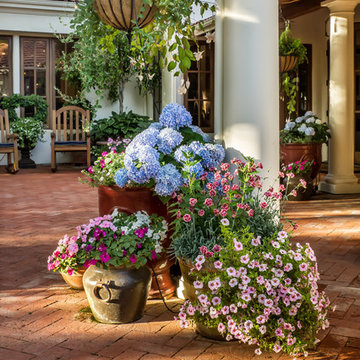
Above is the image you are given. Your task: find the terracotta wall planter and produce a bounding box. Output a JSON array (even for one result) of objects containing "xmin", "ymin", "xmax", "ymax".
[
  {"xmin": 98, "ymin": 185, "xmax": 176, "ymax": 298},
  {"xmin": 280, "ymin": 143, "xmax": 322, "ymax": 180}
]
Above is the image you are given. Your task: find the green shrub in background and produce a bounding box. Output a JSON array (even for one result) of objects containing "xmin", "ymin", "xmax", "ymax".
[{"xmin": 90, "ymin": 111, "xmax": 153, "ymax": 143}]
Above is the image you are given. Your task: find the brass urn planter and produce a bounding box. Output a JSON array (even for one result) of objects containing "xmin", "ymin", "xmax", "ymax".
[{"xmin": 83, "ymin": 265, "xmax": 151, "ymax": 324}]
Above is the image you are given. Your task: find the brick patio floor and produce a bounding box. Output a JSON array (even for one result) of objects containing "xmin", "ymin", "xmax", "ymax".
[{"xmin": 1, "ymin": 166, "xmax": 360, "ymax": 360}]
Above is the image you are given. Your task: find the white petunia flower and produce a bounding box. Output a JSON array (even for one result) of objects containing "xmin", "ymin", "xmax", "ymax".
[
  {"xmin": 295, "ymin": 116, "xmax": 304, "ymax": 123},
  {"xmin": 305, "ymin": 127, "xmax": 315, "ymax": 136},
  {"xmin": 298, "ymin": 124, "xmax": 307, "ymax": 133},
  {"xmin": 284, "ymin": 121, "xmax": 295, "ymax": 131}
]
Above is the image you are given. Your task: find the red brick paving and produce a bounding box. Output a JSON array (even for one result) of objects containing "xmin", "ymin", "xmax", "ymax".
[{"xmin": 1, "ymin": 166, "xmax": 360, "ymax": 359}]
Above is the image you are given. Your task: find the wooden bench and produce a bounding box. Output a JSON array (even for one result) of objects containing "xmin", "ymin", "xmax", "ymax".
[
  {"xmin": 51, "ymin": 106, "xmax": 91, "ymax": 172},
  {"xmin": 0, "ymin": 109, "xmax": 19, "ymax": 174}
]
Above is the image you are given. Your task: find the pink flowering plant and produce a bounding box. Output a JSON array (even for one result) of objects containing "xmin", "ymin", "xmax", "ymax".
[
  {"xmin": 170, "ymin": 156, "xmax": 296, "ymax": 262},
  {"xmin": 281, "ymin": 160, "xmax": 314, "ymax": 177},
  {"xmin": 80, "ymin": 149, "xmax": 125, "ymax": 187},
  {"xmin": 77, "ymin": 210, "xmax": 168, "ymax": 269},
  {"xmin": 177, "ymin": 226, "xmax": 330, "ymax": 358},
  {"xmin": 47, "ymin": 234, "xmax": 85, "ymax": 276}
]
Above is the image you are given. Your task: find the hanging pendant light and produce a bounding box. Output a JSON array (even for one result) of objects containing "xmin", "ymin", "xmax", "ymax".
[{"xmin": 94, "ymin": 0, "xmax": 157, "ymax": 32}]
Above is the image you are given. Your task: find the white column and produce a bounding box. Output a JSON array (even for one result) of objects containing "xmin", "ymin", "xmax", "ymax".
[
  {"xmin": 12, "ymin": 35, "xmax": 20, "ymax": 94},
  {"xmin": 320, "ymin": 0, "xmax": 360, "ymax": 193},
  {"xmin": 219, "ymin": 0, "xmax": 279, "ymax": 183}
]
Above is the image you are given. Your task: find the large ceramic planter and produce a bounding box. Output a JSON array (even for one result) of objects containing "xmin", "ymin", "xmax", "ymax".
[
  {"xmin": 60, "ymin": 268, "xmax": 85, "ymax": 290},
  {"xmin": 83, "ymin": 265, "xmax": 151, "ymax": 324},
  {"xmin": 280, "ymin": 143, "xmax": 322, "ymax": 180},
  {"xmin": 98, "ymin": 185, "xmax": 176, "ymax": 299}
]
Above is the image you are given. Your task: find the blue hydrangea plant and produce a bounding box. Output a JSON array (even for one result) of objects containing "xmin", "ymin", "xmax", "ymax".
[{"xmin": 114, "ymin": 103, "xmax": 225, "ymax": 197}]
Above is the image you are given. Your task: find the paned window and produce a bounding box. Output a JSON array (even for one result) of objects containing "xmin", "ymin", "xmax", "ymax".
[
  {"xmin": 0, "ymin": 36, "xmax": 12, "ymax": 97},
  {"xmin": 185, "ymin": 40, "xmax": 214, "ymax": 133}
]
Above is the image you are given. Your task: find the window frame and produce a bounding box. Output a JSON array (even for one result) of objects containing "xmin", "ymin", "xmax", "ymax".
[
  {"xmin": 184, "ymin": 38, "xmax": 215, "ymax": 133},
  {"xmin": 0, "ymin": 35, "xmax": 13, "ymax": 97}
]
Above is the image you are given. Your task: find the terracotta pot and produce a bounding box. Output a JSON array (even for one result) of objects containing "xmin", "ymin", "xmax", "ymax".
[
  {"xmin": 83, "ymin": 265, "xmax": 151, "ymax": 324},
  {"xmin": 280, "ymin": 143, "xmax": 322, "ymax": 180},
  {"xmin": 60, "ymin": 268, "xmax": 85, "ymax": 290},
  {"xmin": 279, "ymin": 55, "xmax": 298, "ymax": 72},
  {"xmin": 94, "ymin": 0, "xmax": 157, "ymax": 32},
  {"xmin": 98, "ymin": 185, "xmax": 176, "ymax": 299},
  {"xmin": 196, "ymin": 322, "xmax": 225, "ymax": 341}
]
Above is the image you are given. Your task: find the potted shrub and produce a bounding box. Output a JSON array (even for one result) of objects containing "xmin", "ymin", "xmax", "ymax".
[
  {"xmin": 1, "ymin": 94, "xmax": 48, "ymax": 168},
  {"xmin": 176, "ymin": 226, "xmax": 331, "ymax": 358},
  {"xmin": 48, "ymin": 233, "xmax": 88, "ymax": 290},
  {"xmin": 80, "ymin": 102, "xmax": 225, "ymax": 298},
  {"xmin": 81, "ymin": 210, "xmax": 168, "ymax": 324},
  {"xmin": 280, "ymin": 111, "xmax": 330, "ymax": 182}
]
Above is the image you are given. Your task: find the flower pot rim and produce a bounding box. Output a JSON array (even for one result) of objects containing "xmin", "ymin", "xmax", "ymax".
[
  {"xmin": 280, "ymin": 142, "xmax": 323, "ymax": 146},
  {"xmin": 99, "ymin": 185, "xmax": 155, "ymax": 193}
]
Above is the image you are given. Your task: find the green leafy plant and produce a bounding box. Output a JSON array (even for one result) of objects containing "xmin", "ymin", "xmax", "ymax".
[
  {"xmin": 90, "ymin": 111, "xmax": 152, "ymax": 143},
  {"xmin": 279, "ymin": 25, "xmax": 307, "ymax": 120},
  {"xmin": 279, "ymin": 24, "xmax": 307, "ymax": 64},
  {"xmin": 58, "ymin": 0, "xmax": 215, "ymax": 110},
  {"xmin": 280, "ymin": 111, "xmax": 331, "ymax": 144},
  {"xmin": 177, "ymin": 226, "xmax": 331, "ymax": 358},
  {"xmin": 1, "ymin": 94, "xmax": 48, "ymax": 123},
  {"xmin": 10, "ymin": 117, "xmax": 45, "ymax": 150}
]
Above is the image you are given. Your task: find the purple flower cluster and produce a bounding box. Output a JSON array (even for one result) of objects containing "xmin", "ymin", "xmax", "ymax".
[{"xmin": 159, "ymin": 103, "xmax": 192, "ymax": 129}]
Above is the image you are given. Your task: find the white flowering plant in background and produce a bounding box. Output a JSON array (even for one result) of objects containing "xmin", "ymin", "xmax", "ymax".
[
  {"xmin": 177, "ymin": 226, "xmax": 330, "ymax": 358},
  {"xmin": 280, "ymin": 111, "xmax": 330, "ymax": 145}
]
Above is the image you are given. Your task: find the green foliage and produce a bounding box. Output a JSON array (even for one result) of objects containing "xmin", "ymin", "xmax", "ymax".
[
  {"xmin": 90, "ymin": 111, "xmax": 152, "ymax": 142},
  {"xmin": 281, "ymin": 73, "xmax": 298, "ymax": 119},
  {"xmin": 58, "ymin": 0, "xmax": 215, "ymax": 105},
  {"xmin": 10, "ymin": 117, "xmax": 45, "ymax": 150},
  {"xmin": 1, "ymin": 94, "xmax": 48, "ymax": 123},
  {"xmin": 279, "ymin": 25, "xmax": 307, "ymax": 66}
]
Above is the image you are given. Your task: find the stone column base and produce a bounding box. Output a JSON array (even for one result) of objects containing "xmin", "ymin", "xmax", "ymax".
[{"xmin": 319, "ymin": 179, "xmax": 360, "ymax": 194}]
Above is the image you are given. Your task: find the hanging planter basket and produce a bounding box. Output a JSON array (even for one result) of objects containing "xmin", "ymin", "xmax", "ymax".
[
  {"xmin": 279, "ymin": 55, "xmax": 298, "ymax": 72},
  {"xmin": 94, "ymin": 0, "xmax": 157, "ymax": 32}
]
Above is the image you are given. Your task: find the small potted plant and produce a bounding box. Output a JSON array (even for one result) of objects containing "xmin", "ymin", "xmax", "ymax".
[
  {"xmin": 280, "ymin": 111, "xmax": 330, "ymax": 182},
  {"xmin": 47, "ymin": 234, "xmax": 87, "ymax": 290},
  {"xmin": 176, "ymin": 226, "xmax": 331, "ymax": 358},
  {"xmin": 81, "ymin": 210, "xmax": 168, "ymax": 324},
  {"xmin": 1, "ymin": 94, "xmax": 48, "ymax": 168},
  {"xmin": 279, "ymin": 24, "xmax": 307, "ymax": 73}
]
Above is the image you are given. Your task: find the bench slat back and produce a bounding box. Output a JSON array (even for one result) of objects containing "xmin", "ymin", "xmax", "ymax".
[{"xmin": 52, "ymin": 106, "xmax": 90, "ymax": 142}]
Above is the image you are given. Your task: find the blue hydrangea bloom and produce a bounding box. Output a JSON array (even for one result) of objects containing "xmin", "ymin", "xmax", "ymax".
[
  {"xmin": 174, "ymin": 145, "xmax": 194, "ymax": 163},
  {"xmin": 188, "ymin": 125, "xmax": 211, "ymax": 142},
  {"xmin": 159, "ymin": 103, "xmax": 193, "ymax": 130},
  {"xmin": 149, "ymin": 122, "xmax": 163, "ymax": 130},
  {"xmin": 188, "ymin": 141, "xmax": 213, "ymax": 169},
  {"xmin": 130, "ymin": 127, "xmax": 160, "ymax": 148},
  {"xmin": 183, "ymin": 162, "xmax": 204, "ymax": 179},
  {"xmin": 124, "ymin": 145, "xmax": 160, "ymax": 184},
  {"xmin": 114, "ymin": 168, "xmax": 129, "ymax": 188},
  {"xmin": 157, "ymin": 128, "xmax": 184, "ymax": 154},
  {"xmin": 205, "ymin": 143, "xmax": 226, "ymax": 168},
  {"xmin": 154, "ymin": 164, "xmax": 184, "ymax": 196}
]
